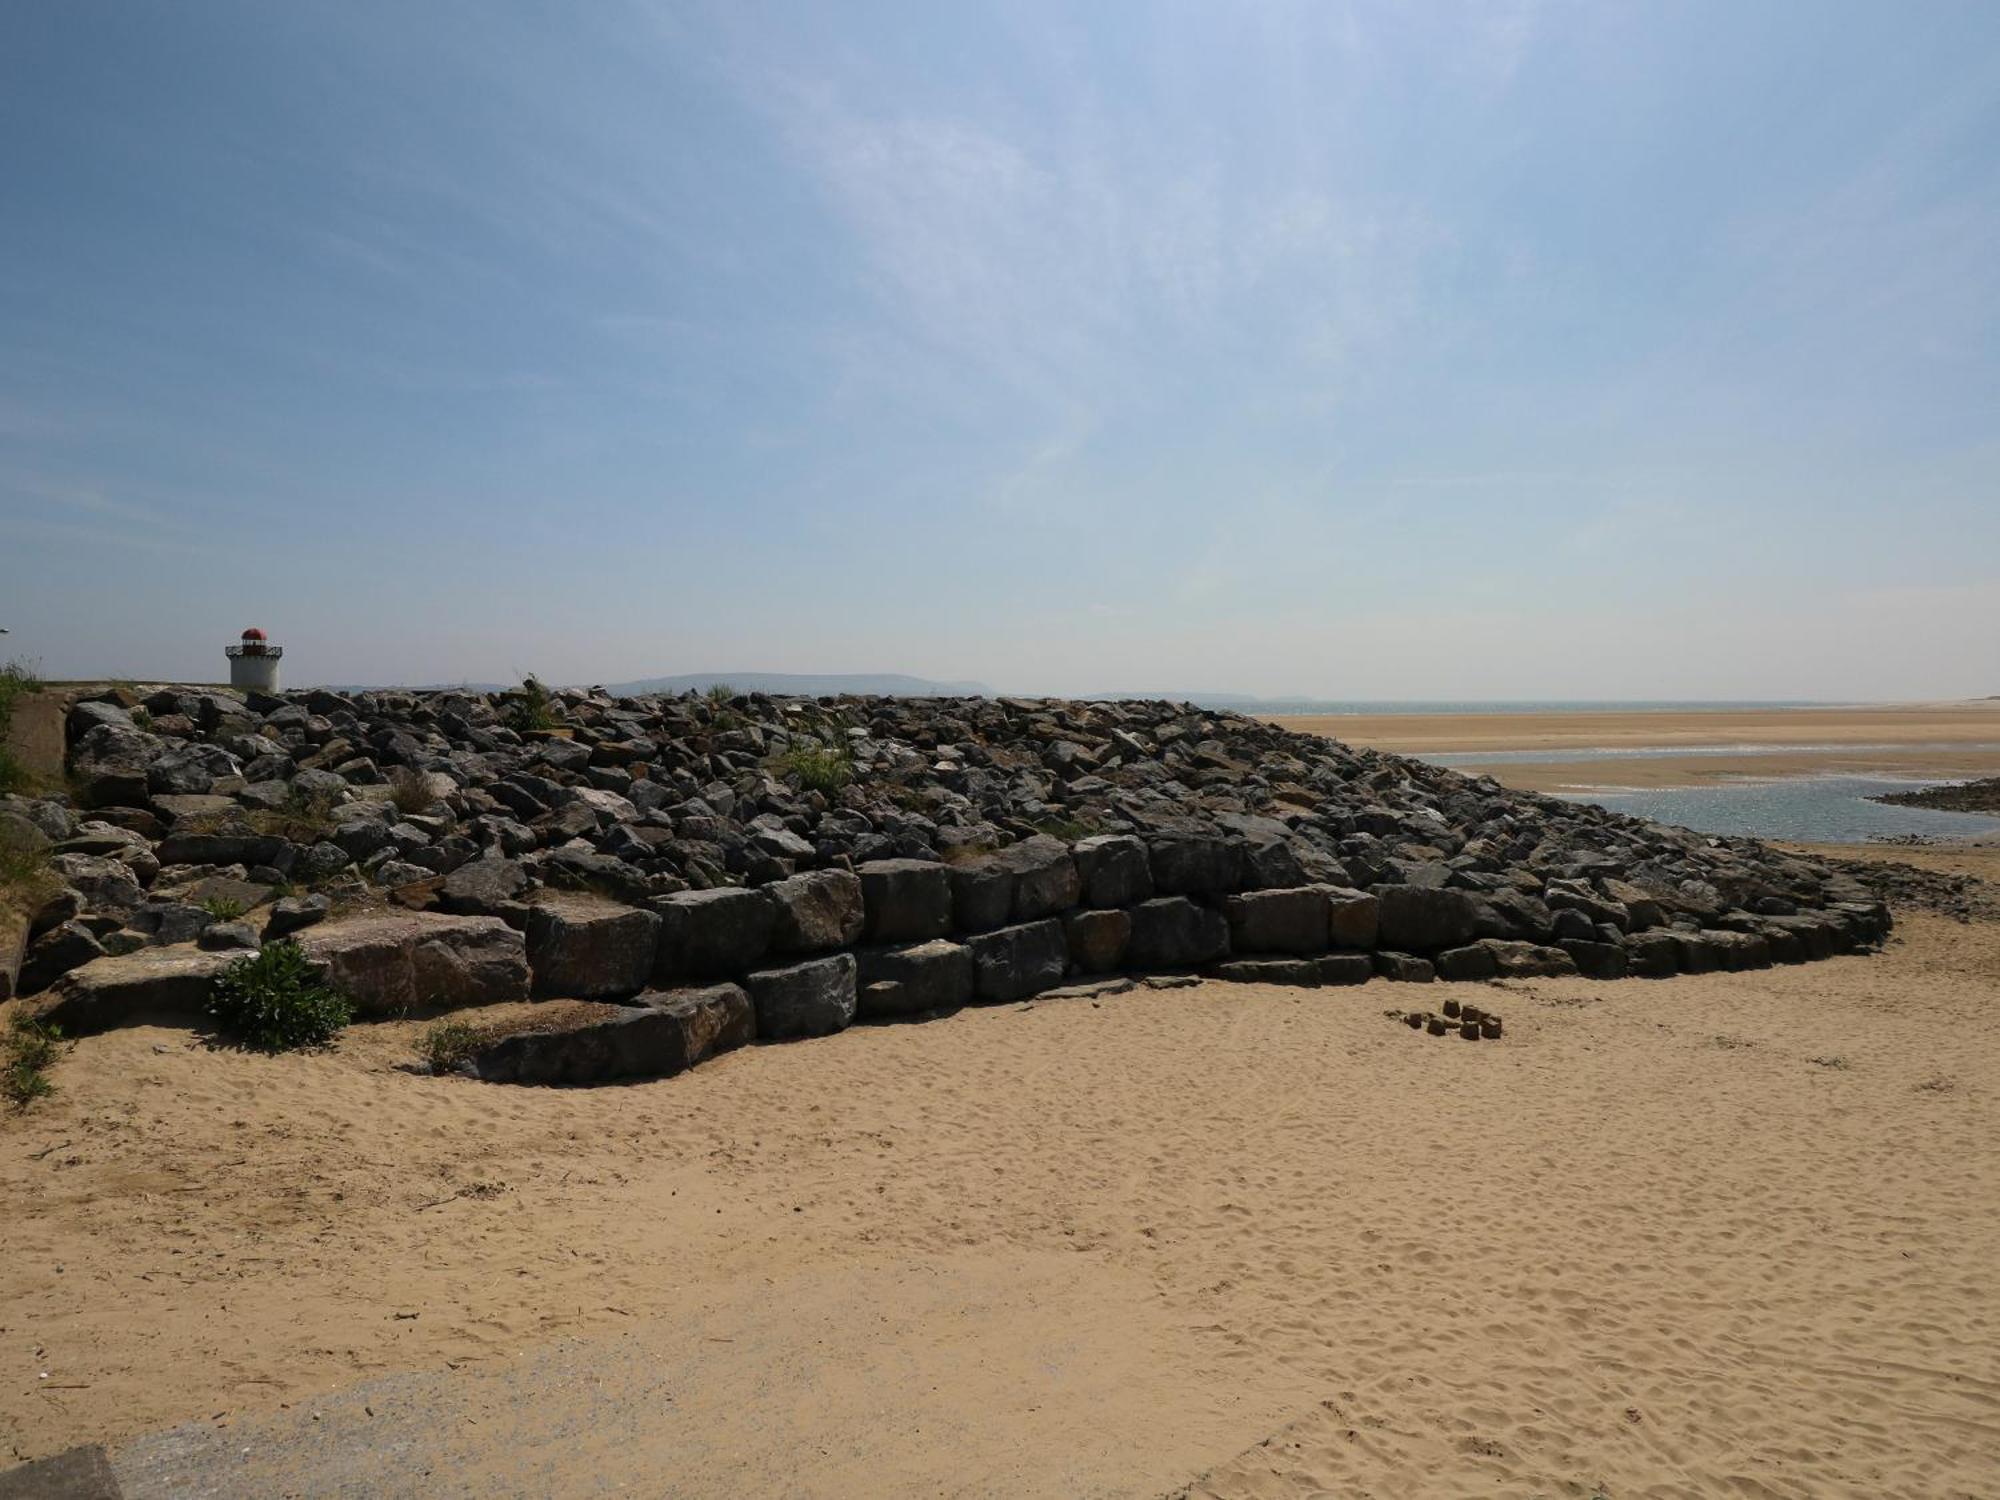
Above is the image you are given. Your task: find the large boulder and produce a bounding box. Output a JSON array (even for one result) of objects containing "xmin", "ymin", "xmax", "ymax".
[
  {"xmin": 744, "ymin": 953, "xmax": 858, "ymax": 1040},
  {"xmin": 1071, "ymin": 835, "xmax": 1152, "ymax": 908},
  {"xmin": 30, "ymin": 944, "xmax": 237, "ymax": 1033},
  {"xmin": 438, "ymin": 857, "xmax": 532, "ymax": 917},
  {"xmin": 469, "ymin": 984, "xmax": 753, "ymax": 1086},
  {"xmin": 1062, "ymin": 907, "xmax": 1130, "ymax": 973},
  {"xmin": 68, "ymin": 724, "xmax": 161, "ymax": 808},
  {"xmin": 856, "ymin": 859, "xmax": 953, "ymax": 943},
  {"xmin": 651, "ymin": 886, "xmax": 776, "ymax": 980},
  {"xmin": 855, "ymin": 939, "xmax": 974, "ymax": 1017},
  {"xmin": 1325, "ymin": 887, "xmax": 1379, "ymax": 949},
  {"xmin": 297, "ymin": 911, "xmax": 530, "ymax": 1015},
  {"xmin": 948, "ymin": 860, "xmax": 1013, "ymax": 933},
  {"xmin": 966, "ymin": 920, "xmax": 1068, "ymax": 1002},
  {"xmin": 1123, "ymin": 897, "xmax": 1229, "ymax": 970},
  {"xmin": 16, "ymin": 920, "xmax": 107, "ymax": 996},
  {"xmin": 1146, "ymin": 835, "xmax": 1248, "ymax": 895},
  {"xmin": 1223, "ymin": 888, "xmax": 1329, "ymax": 955},
  {"xmin": 1373, "ymin": 885, "xmax": 1481, "ymax": 953},
  {"xmin": 986, "ymin": 837, "xmax": 1081, "ymax": 921},
  {"xmin": 526, "ymin": 895, "xmax": 661, "ymax": 999},
  {"xmin": 764, "ymin": 870, "xmax": 865, "ymax": 953}
]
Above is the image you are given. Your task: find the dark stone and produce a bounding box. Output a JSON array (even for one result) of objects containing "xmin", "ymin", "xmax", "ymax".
[
  {"xmin": 966, "ymin": 919, "xmax": 1068, "ymax": 1002},
  {"xmin": 0, "ymin": 1443, "xmax": 121, "ymax": 1499},
  {"xmin": 987, "ymin": 836, "xmax": 1081, "ymax": 921},
  {"xmin": 1315, "ymin": 953, "xmax": 1373, "ymax": 986},
  {"xmin": 264, "ymin": 894, "xmax": 332, "ymax": 939},
  {"xmin": 18, "ymin": 920, "xmax": 107, "ymax": 995},
  {"xmin": 764, "ymin": 869, "xmax": 865, "ymax": 953},
  {"xmin": 1625, "ymin": 931, "xmax": 1682, "ymax": 977},
  {"xmin": 1325, "ymin": 887, "xmax": 1379, "ymax": 949},
  {"xmin": 439, "ymin": 857, "xmax": 532, "ymax": 917},
  {"xmin": 1062, "ymin": 907, "xmax": 1131, "ymax": 973},
  {"xmin": 1435, "ymin": 944, "xmax": 1499, "ymax": 981},
  {"xmin": 470, "ymin": 986, "xmax": 752, "ymax": 1086},
  {"xmin": 526, "ymin": 896, "xmax": 662, "ymax": 999},
  {"xmin": 651, "ymin": 886, "xmax": 776, "ymax": 980},
  {"xmin": 297, "ymin": 911, "xmax": 530, "ymax": 1015},
  {"xmin": 1561, "ymin": 939, "xmax": 1630, "ymax": 979},
  {"xmin": 1071, "ymin": 834, "xmax": 1153, "ymax": 907},
  {"xmin": 948, "ymin": 860, "xmax": 1014, "ymax": 934},
  {"xmin": 1223, "ymin": 887, "xmax": 1329, "ymax": 955},
  {"xmin": 856, "ymin": 859, "xmax": 953, "ymax": 942},
  {"xmin": 1473, "ymin": 939, "xmax": 1578, "ymax": 978},
  {"xmin": 1124, "ymin": 897, "xmax": 1229, "ymax": 969},
  {"xmin": 1209, "ymin": 957, "xmax": 1320, "ymax": 986},
  {"xmin": 154, "ymin": 832, "xmax": 290, "ymax": 870},
  {"xmin": 196, "ymin": 921, "xmax": 261, "ymax": 952},
  {"xmin": 855, "ymin": 939, "xmax": 973, "ymax": 1016},
  {"xmin": 1373, "ymin": 952, "xmax": 1435, "ymax": 983},
  {"xmin": 1146, "ymin": 834, "xmax": 1248, "ymax": 895},
  {"xmin": 31, "ymin": 945, "xmax": 237, "ymax": 1033},
  {"xmin": 1373, "ymin": 885, "xmax": 1480, "ymax": 952},
  {"xmin": 744, "ymin": 953, "xmax": 857, "ymax": 1039}
]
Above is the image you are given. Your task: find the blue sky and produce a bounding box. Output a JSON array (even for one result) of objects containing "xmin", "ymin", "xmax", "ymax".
[{"xmin": 3, "ymin": 0, "xmax": 1996, "ymax": 698}]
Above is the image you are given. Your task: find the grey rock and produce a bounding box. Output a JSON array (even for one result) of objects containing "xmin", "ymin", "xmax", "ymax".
[
  {"xmin": 1124, "ymin": 897, "xmax": 1229, "ymax": 970},
  {"xmin": 1373, "ymin": 885, "xmax": 1481, "ymax": 953},
  {"xmin": 1209, "ymin": 957, "xmax": 1320, "ymax": 986},
  {"xmin": 1372, "ymin": 952, "xmax": 1435, "ymax": 983},
  {"xmin": 264, "ymin": 894, "xmax": 333, "ymax": 939},
  {"xmin": 855, "ymin": 939, "xmax": 973, "ymax": 1016},
  {"xmin": 1062, "ymin": 907, "xmax": 1131, "ymax": 973},
  {"xmin": 1325, "ymin": 887, "xmax": 1381, "ymax": 949},
  {"xmin": 297, "ymin": 911, "xmax": 530, "ymax": 1015},
  {"xmin": 856, "ymin": 858, "xmax": 953, "ymax": 942},
  {"xmin": 1223, "ymin": 887, "xmax": 1329, "ymax": 955},
  {"xmin": 966, "ymin": 919, "xmax": 1068, "ymax": 1002},
  {"xmin": 1315, "ymin": 953, "xmax": 1373, "ymax": 986},
  {"xmin": 652, "ymin": 887, "xmax": 777, "ymax": 980},
  {"xmin": 764, "ymin": 869, "xmax": 865, "ymax": 953},
  {"xmin": 744, "ymin": 953, "xmax": 858, "ymax": 1040},
  {"xmin": 526, "ymin": 896, "xmax": 662, "ymax": 999},
  {"xmin": 197, "ymin": 921, "xmax": 262, "ymax": 952},
  {"xmin": 30, "ymin": 944, "xmax": 237, "ymax": 1033},
  {"xmin": 1071, "ymin": 834, "xmax": 1152, "ymax": 907},
  {"xmin": 439, "ymin": 857, "xmax": 533, "ymax": 917}
]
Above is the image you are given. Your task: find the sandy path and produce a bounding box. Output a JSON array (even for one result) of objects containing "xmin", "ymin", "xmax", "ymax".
[{"xmin": 5, "ymin": 903, "xmax": 1999, "ymax": 1495}]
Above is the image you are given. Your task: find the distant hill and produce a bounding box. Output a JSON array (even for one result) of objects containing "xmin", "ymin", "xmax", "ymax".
[{"xmin": 600, "ymin": 671, "xmax": 993, "ymax": 699}]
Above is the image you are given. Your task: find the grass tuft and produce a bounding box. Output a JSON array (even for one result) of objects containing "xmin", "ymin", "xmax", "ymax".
[
  {"xmin": 388, "ymin": 766, "xmax": 439, "ymax": 815},
  {"xmin": 3, "ymin": 1015, "xmax": 66, "ymax": 1111},
  {"xmin": 503, "ymin": 676, "xmax": 559, "ymax": 733},
  {"xmin": 418, "ymin": 1018, "xmax": 484, "ymax": 1073},
  {"xmin": 774, "ymin": 744, "xmax": 853, "ymax": 796}
]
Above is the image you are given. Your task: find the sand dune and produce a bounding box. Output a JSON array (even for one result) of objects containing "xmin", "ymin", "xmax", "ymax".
[{"xmin": 5, "ymin": 853, "xmax": 1998, "ymax": 1496}]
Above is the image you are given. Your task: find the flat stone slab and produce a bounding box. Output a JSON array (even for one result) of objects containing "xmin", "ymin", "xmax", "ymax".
[
  {"xmin": 469, "ymin": 984, "xmax": 752, "ymax": 1086},
  {"xmin": 0, "ymin": 1444, "xmax": 121, "ymax": 1499},
  {"xmin": 30, "ymin": 945, "xmax": 236, "ymax": 1034},
  {"xmin": 744, "ymin": 953, "xmax": 858, "ymax": 1040},
  {"xmin": 297, "ymin": 910, "xmax": 529, "ymax": 1016}
]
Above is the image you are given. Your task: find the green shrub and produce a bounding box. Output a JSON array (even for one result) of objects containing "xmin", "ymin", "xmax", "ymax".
[
  {"xmin": 3, "ymin": 1015, "xmax": 66, "ymax": 1110},
  {"xmin": 774, "ymin": 744, "xmax": 853, "ymax": 796},
  {"xmin": 504, "ymin": 676, "xmax": 559, "ymax": 732},
  {"xmin": 704, "ymin": 682, "xmax": 736, "ymax": 703},
  {"xmin": 200, "ymin": 895, "xmax": 247, "ymax": 921},
  {"xmin": 419, "ymin": 1019, "xmax": 483, "ymax": 1073},
  {"xmin": 208, "ymin": 940, "xmax": 353, "ymax": 1052}
]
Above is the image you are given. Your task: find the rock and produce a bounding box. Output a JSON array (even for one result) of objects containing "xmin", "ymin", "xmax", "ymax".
[
  {"xmin": 985, "ymin": 836, "xmax": 1081, "ymax": 921},
  {"xmin": 48, "ymin": 854, "xmax": 145, "ymax": 918},
  {"xmin": 1373, "ymin": 886, "xmax": 1481, "ymax": 952},
  {"xmin": 1699, "ymin": 929, "xmax": 1772, "ymax": 971},
  {"xmin": 744, "ymin": 953, "xmax": 858, "ymax": 1040},
  {"xmin": 526, "ymin": 896, "xmax": 661, "ymax": 999},
  {"xmin": 155, "ymin": 832, "xmax": 290, "ymax": 870},
  {"xmin": 1124, "ymin": 897, "xmax": 1229, "ymax": 970},
  {"xmin": 297, "ymin": 911, "xmax": 530, "ymax": 1015},
  {"xmin": 1435, "ymin": 944, "xmax": 1500, "ymax": 981},
  {"xmin": 470, "ymin": 984, "xmax": 753, "ymax": 1085},
  {"xmin": 68, "ymin": 723, "xmax": 160, "ymax": 807},
  {"xmin": 947, "ymin": 860, "xmax": 1013, "ymax": 934},
  {"xmin": 1325, "ymin": 887, "xmax": 1380, "ymax": 949},
  {"xmin": 1315, "ymin": 953, "xmax": 1373, "ymax": 986},
  {"xmin": 764, "ymin": 870, "xmax": 865, "ymax": 953},
  {"xmin": 1147, "ymin": 835, "xmax": 1247, "ymax": 895},
  {"xmin": 856, "ymin": 859, "xmax": 953, "ymax": 942},
  {"xmin": 855, "ymin": 939, "xmax": 973, "ymax": 1016},
  {"xmin": 1473, "ymin": 939, "xmax": 1578, "ymax": 978},
  {"xmin": 1209, "ymin": 958, "xmax": 1320, "ymax": 986},
  {"xmin": 438, "ymin": 857, "xmax": 532, "ymax": 916},
  {"xmin": 1561, "ymin": 939, "xmax": 1630, "ymax": 979},
  {"xmin": 1545, "ymin": 880, "xmax": 1632, "ymax": 933},
  {"xmin": 17, "ymin": 920, "xmax": 106, "ymax": 995},
  {"xmin": 264, "ymin": 894, "xmax": 332, "ymax": 939},
  {"xmin": 197, "ymin": 921, "xmax": 262, "ymax": 952},
  {"xmin": 31, "ymin": 945, "xmax": 237, "ymax": 1033},
  {"xmin": 1373, "ymin": 952, "xmax": 1435, "ymax": 983},
  {"xmin": 966, "ymin": 919, "xmax": 1068, "ymax": 1002},
  {"xmin": 652, "ymin": 887, "xmax": 777, "ymax": 980},
  {"xmin": 1625, "ymin": 932, "xmax": 1682, "ymax": 977},
  {"xmin": 1223, "ymin": 887, "xmax": 1330, "ymax": 955},
  {"xmin": 1062, "ymin": 907, "xmax": 1131, "ymax": 973},
  {"xmin": 1071, "ymin": 834, "xmax": 1152, "ymax": 907}
]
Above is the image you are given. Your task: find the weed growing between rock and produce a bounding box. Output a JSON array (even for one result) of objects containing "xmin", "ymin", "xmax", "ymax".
[
  {"xmin": 3, "ymin": 1014, "xmax": 66, "ymax": 1110},
  {"xmin": 208, "ymin": 940, "xmax": 353, "ymax": 1052}
]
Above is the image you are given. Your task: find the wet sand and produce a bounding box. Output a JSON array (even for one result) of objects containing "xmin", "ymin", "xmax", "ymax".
[
  {"xmin": 5, "ymin": 842, "xmax": 1998, "ymax": 1496},
  {"xmin": 1275, "ymin": 701, "xmax": 2000, "ymax": 792}
]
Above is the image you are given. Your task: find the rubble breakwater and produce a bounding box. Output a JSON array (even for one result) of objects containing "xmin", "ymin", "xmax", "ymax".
[{"xmin": 2, "ymin": 684, "xmax": 1890, "ymax": 1085}]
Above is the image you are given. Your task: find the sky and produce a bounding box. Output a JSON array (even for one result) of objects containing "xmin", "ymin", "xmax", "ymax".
[{"xmin": 2, "ymin": 0, "xmax": 1997, "ymax": 699}]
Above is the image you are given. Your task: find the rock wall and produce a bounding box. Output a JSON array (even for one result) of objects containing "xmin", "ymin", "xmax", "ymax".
[{"xmin": 3, "ymin": 684, "xmax": 1892, "ymax": 1081}]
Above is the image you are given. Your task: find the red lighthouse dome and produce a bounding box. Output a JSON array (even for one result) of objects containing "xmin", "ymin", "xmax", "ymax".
[{"xmin": 241, "ymin": 627, "xmax": 267, "ymax": 642}]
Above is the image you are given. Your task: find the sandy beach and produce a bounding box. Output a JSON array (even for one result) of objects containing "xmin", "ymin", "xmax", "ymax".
[
  {"xmin": 5, "ymin": 840, "xmax": 1997, "ymax": 1497},
  {"xmin": 1275, "ymin": 701, "xmax": 2000, "ymax": 793}
]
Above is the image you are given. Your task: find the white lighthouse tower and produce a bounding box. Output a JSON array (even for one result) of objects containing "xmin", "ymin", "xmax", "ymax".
[{"xmin": 226, "ymin": 627, "xmax": 283, "ymax": 692}]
